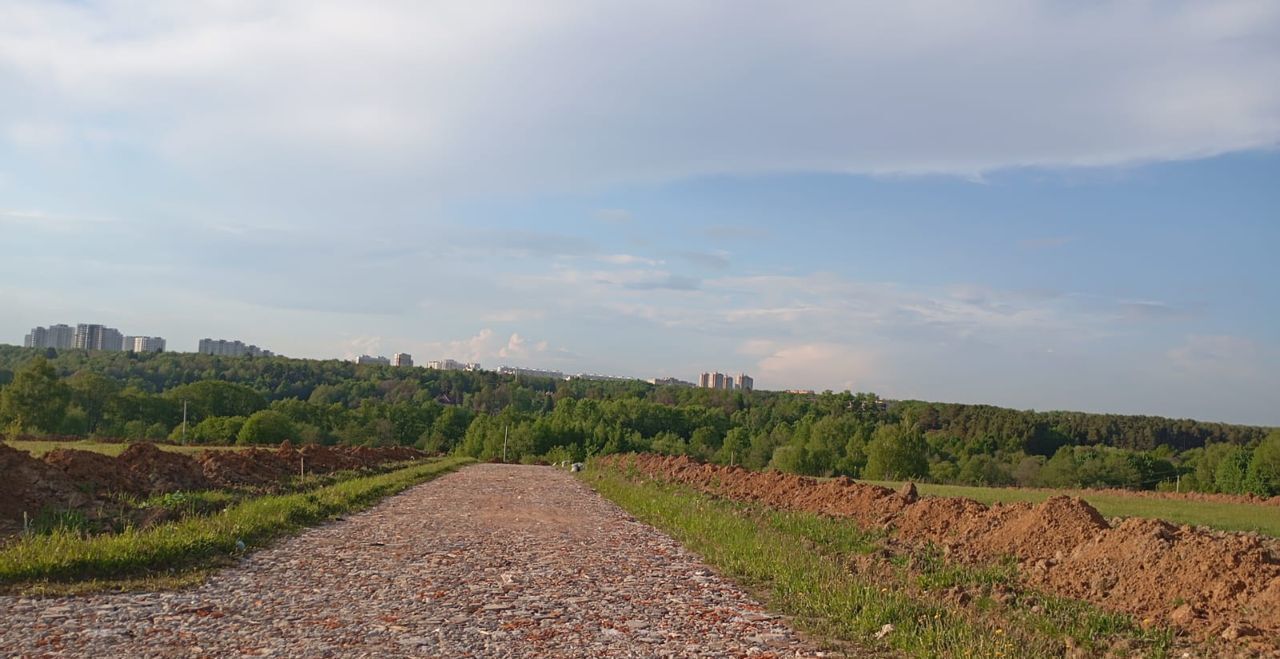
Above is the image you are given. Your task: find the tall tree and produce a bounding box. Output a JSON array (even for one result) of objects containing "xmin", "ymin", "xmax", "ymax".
[{"xmin": 0, "ymin": 357, "xmax": 70, "ymax": 433}]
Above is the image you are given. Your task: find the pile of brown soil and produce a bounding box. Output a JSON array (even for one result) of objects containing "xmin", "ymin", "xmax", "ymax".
[
  {"xmin": 115, "ymin": 443, "xmax": 212, "ymax": 495},
  {"xmin": 42, "ymin": 448, "xmax": 134, "ymax": 495},
  {"xmin": 0, "ymin": 444, "xmax": 84, "ymax": 530},
  {"xmin": 1, "ymin": 443, "xmax": 430, "ymax": 534},
  {"xmin": 602, "ymin": 453, "xmax": 1280, "ymax": 647},
  {"xmin": 198, "ymin": 449, "xmax": 296, "ymax": 488}
]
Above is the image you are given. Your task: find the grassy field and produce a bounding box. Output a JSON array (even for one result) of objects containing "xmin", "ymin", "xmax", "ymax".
[
  {"xmin": 0, "ymin": 456, "xmax": 473, "ymax": 593},
  {"xmin": 584, "ymin": 466, "xmax": 1174, "ymax": 659},
  {"xmin": 859, "ymin": 479, "xmax": 1280, "ymax": 537},
  {"xmin": 5, "ymin": 439, "xmax": 243, "ymax": 457}
]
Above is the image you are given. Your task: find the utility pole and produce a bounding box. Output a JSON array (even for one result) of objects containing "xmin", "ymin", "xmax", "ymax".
[
  {"xmin": 181, "ymin": 400, "xmax": 188, "ymax": 443},
  {"xmin": 502, "ymin": 424, "xmax": 509, "ymax": 463}
]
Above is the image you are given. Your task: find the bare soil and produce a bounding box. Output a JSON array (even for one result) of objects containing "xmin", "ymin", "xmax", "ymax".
[
  {"xmin": 603, "ymin": 454, "xmax": 1280, "ymax": 652},
  {"xmin": 0, "ymin": 442, "xmax": 431, "ymax": 534}
]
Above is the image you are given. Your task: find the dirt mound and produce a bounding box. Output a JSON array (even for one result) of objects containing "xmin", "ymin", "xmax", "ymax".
[
  {"xmin": 42, "ymin": 449, "xmax": 134, "ymax": 495},
  {"xmin": 0, "ymin": 443, "xmax": 84, "ymax": 525},
  {"xmin": 602, "ymin": 453, "xmax": 1280, "ymax": 646},
  {"xmin": 198, "ymin": 449, "xmax": 296, "ymax": 488},
  {"xmin": 2, "ymin": 442, "xmax": 429, "ymax": 536},
  {"xmin": 1040, "ymin": 517, "xmax": 1280, "ymax": 640},
  {"xmin": 971, "ymin": 496, "xmax": 1110, "ymax": 561},
  {"xmin": 116, "ymin": 443, "xmax": 211, "ymax": 495},
  {"xmin": 199, "ymin": 444, "xmax": 427, "ymax": 487}
]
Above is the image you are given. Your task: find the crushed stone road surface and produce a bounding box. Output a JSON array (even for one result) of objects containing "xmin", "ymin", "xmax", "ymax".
[{"xmin": 0, "ymin": 464, "xmax": 823, "ymax": 657}]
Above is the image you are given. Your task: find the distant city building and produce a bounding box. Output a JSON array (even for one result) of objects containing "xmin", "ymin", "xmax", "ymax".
[
  {"xmin": 427, "ymin": 359, "xmax": 481, "ymax": 372},
  {"xmin": 785, "ymin": 389, "xmax": 816, "ymax": 395},
  {"xmin": 198, "ymin": 338, "xmax": 274, "ymax": 358},
  {"xmin": 573, "ymin": 373, "xmax": 639, "ymax": 382},
  {"xmin": 356, "ymin": 355, "xmax": 391, "ymax": 366},
  {"xmin": 74, "ymin": 324, "xmax": 124, "ymax": 351},
  {"xmin": 650, "ymin": 377, "xmax": 695, "ymax": 387},
  {"xmin": 24, "ymin": 324, "xmax": 75, "ymax": 350},
  {"xmin": 499, "ymin": 366, "xmax": 567, "ymax": 380},
  {"xmin": 124, "ymin": 336, "xmax": 166, "ymax": 353},
  {"xmin": 392, "ymin": 353, "xmax": 413, "ymax": 367},
  {"xmin": 698, "ymin": 371, "xmax": 752, "ymax": 392}
]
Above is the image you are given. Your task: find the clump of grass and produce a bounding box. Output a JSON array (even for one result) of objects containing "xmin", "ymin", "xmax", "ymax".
[
  {"xmin": 584, "ymin": 466, "xmax": 1174, "ymax": 658},
  {"xmin": 0, "ymin": 457, "xmax": 473, "ymax": 588}
]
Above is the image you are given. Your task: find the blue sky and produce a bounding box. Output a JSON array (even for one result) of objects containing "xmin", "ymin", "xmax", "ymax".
[{"xmin": 1, "ymin": 1, "xmax": 1278, "ymax": 424}]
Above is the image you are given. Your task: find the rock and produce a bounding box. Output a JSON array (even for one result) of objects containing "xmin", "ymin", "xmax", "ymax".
[
  {"xmin": 1221, "ymin": 623, "xmax": 1259, "ymax": 641},
  {"xmin": 897, "ymin": 482, "xmax": 918, "ymax": 504},
  {"xmin": 1168, "ymin": 603, "xmax": 1200, "ymax": 626}
]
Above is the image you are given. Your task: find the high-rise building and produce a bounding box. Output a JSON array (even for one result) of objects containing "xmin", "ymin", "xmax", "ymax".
[
  {"xmin": 73, "ymin": 324, "xmax": 124, "ymax": 351},
  {"xmin": 698, "ymin": 371, "xmax": 753, "ymax": 392},
  {"xmin": 198, "ymin": 338, "xmax": 273, "ymax": 358},
  {"xmin": 124, "ymin": 336, "xmax": 166, "ymax": 353},
  {"xmin": 48, "ymin": 324, "xmax": 75, "ymax": 349},
  {"xmin": 23, "ymin": 327, "xmax": 47, "ymax": 348},
  {"xmin": 356, "ymin": 355, "xmax": 391, "ymax": 366},
  {"xmin": 392, "ymin": 353, "xmax": 413, "ymax": 367}
]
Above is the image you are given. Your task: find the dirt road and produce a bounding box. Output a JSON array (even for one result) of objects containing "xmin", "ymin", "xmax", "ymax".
[{"xmin": 0, "ymin": 464, "xmax": 821, "ymax": 657}]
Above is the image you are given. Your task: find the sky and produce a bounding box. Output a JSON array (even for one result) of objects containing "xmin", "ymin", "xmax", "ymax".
[{"xmin": 1, "ymin": 1, "xmax": 1278, "ymax": 425}]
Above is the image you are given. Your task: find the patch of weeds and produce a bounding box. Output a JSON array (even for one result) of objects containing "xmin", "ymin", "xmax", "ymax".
[{"xmin": 28, "ymin": 509, "xmax": 92, "ymax": 536}]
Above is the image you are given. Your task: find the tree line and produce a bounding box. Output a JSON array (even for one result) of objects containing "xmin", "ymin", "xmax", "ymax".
[{"xmin": 1, "ymin": 345, "xmax": 1277, "ymax": 495}]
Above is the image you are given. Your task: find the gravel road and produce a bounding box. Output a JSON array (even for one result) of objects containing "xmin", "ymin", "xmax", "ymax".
[{"xmin": 0, "ymin": 464, "xmax": 824, "ymax": 658}]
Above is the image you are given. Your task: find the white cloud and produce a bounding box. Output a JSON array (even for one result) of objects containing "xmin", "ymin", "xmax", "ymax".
[
  {"xmin": 598, "ymin": 254, "xmax": 663, "ymax": 267},
  {"xmin": 481, "ymin": 309, "xmax": 547, "ymax": 323},
  {"xmin": 2, "ymin": 1, "xmax": 1277, "ymax": 193},
  {"xmin": 744, "ymin": 340, "xmax": 880, "ymax": 393},
  {"xmin": 498, "ymin": 332, "xmax": 527, "ymax": 359},
  {"xmin": 1167, "ymin": 334, "xmax": 1264, "ymax": 378}
]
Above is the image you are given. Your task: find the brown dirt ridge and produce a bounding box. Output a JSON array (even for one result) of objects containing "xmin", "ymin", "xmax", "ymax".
[
  {"xmin": 601, "ymin": 453, "xmax": 1280, "ymax": 649},
  {"xmin": 0, "ymin": 441, "xmax": 429, "ymax": 534}
]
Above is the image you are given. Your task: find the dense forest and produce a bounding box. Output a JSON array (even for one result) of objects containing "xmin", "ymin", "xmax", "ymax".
[{"xmin": 1, "ymin": 345, "xmax": 1277, "ymax": 495}]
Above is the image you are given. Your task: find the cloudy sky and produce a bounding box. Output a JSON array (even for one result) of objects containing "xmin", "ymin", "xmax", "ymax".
[{"xmin": 2, "ymin": 1, "xmax": 1278, "ymax": 424}]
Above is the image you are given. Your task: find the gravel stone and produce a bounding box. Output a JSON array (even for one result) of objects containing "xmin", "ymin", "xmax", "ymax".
[{"xmin": 0, "ymin": 464, "xmax": 823, "ymax": 657}]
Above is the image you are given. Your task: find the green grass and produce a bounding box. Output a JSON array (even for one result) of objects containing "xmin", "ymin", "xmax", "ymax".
[
  {"xmin": 859, "ymin": 479, "xmax": 1280, "ymax": 537},
  {"xmin": 585, "ymin": 466, "xmax": 1173, "ymax": 659},
  {"xmin": 5, "ymin": 439, "xmax": 243, "ymax": 457},
  {"xmin": 0, "ymin": 456, "xmax": 473, "ymax": 590}
]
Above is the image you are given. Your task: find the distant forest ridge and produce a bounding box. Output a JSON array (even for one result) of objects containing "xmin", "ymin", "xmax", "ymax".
[{"xmin": 2, "ymin": 344, "xmax": 1277, "ymax": 495}]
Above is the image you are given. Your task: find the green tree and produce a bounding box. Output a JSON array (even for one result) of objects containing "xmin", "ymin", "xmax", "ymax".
[
  {"xmin": 1214, "ymin": 446, "xmax": 1251, "ymax": 494},
  {"xmin": 237, "ymin": 410, "xmax": 296, "ymax": 445},
  {"xmin": 167, "ymin": 380, "xmax": 266, "ymax": 422},
  {"xmin": 0, "ymin": 357, "xmax": 70, "ymax": 433},
  {"xmin": 863, "ymin": 422, "xmax": 929, "ymax": 480},
  {"xmin": 175, "ymin": 415, "xmax": 247, "ymax": 444},
  {"xmin": 1245, "ymin": 431, "xmax": 1280, "ymax": 496},
  {"xmin": 67, "ymin": 371, "xmax": 121, "ymax": 433}
]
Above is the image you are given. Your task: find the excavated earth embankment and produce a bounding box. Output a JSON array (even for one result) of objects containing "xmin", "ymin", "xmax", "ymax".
[
  {"xmin": 0, "ymin": 442, "xmax": 428, "ymax": 534},
  {"xmin": 600, "ymin": 454, "xmax": 1280, "ymax": 650}
]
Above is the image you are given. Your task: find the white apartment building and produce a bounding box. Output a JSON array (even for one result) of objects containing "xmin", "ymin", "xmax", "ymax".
[
  {"xmin": 198, "ymin": 338, "xmax": 274, "ymax": 358},
  {"xmin": 124, "ymin": 336, "xmax": 167, "ymax": 353}
]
